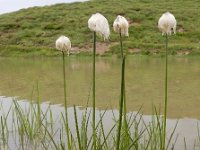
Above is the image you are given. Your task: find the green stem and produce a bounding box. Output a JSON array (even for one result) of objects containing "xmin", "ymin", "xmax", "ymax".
[
  {"xmin": 92, "ymin": 31, "xmax": 96, "ymax": 150},
  {"xmin": 36, "ymin": 82, "xmax": 42, "ymax": 129},
  {"xmin": 1, "ymin": 117, "xmax": 6, "ymax": 149},
  {"xmin": 116, "ymin": 56, "xmax": 125, "ymax": 150},
  {"xmin": 62, "ymin": 51, "xmax": 71, "ymax": 150},
  {"xmin": 73, "ymin": 105, "xmax": 82, "ymax": 150},
  {"xmin": 163, "ymin": 34, "xmax": 168, "ymax": 150},
  {"xmin": 123, "ymin": 71, "xmax": 129, "ymax": 143},
  {"xmin": 120, "ymin": 32, "xmax": 127, "ymax": 130},
  {"xmin": 120, "ymin": 32, "xmax": 123, "ymax": 58}
]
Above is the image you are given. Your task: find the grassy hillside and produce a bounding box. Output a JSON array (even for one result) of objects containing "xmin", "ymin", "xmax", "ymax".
[{"xmin": 0, "ymin": 0, "xmax": 199, "ymax": 56}]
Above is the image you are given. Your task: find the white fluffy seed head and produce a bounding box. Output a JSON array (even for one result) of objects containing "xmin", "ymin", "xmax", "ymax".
[
  {"xmin": 88, "ymin": 13, "xmax": 110, "ymax": 40},
  {"xmin": 55, "ymin": 36, "xmax": 71, "ymax": 52},
  {"xmin": 113, "ymin": 15, "xmax": 129, "ymax": 36},
  {"xmin": 158, "ymin": 12, "xmax": 177, "ymax": 35}
]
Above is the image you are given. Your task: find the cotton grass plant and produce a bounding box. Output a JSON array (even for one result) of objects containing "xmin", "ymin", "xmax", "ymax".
[
  {"xmin": 158, "ymin": 11, "xmax": 177, "ymax": 150},
  {"xmin": 113, "ymin": 15, "xmax": 129, "ymax": 150},
  {"xmin": 55, "ymin": 35, "xmax": 72, "ymax": 149},
  {"xmin": 56, "ymin": 36, "xmax": 71, "ymax": 56},
  {"xmin": 88, "ymin": 12, "xmax": 110, "ymax": 150}
]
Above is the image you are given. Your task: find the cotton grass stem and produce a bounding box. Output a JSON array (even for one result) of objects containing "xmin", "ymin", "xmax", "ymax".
[
  {"xmin": 120, "ymin": 32, "xmax": 123, "ymax": 58},
  {"xmin": 119, "ymin": 31, "xmax": 128, "ymax": 128},
  {"xmin": 163, "ymin": 34, "xmax": 168, "ymax": 150},
  {"xmin": 117, "ymin": 32, "xmax": 125, "ymax": 150},
  {"xmin": 92, "ymin": 31, "xmax": 96, "ymax": 150},
  {"xmin": 116, "ymin": 56, "xmax": 126, "ymax": 150},
  {"xmin": 116, "ymin": 29, "xmax": 128, "ymax": 150},
  {"xmin": 62, "ymin": 51, "xmax": 71, "ymax": 150},
  {"xmin": 120, "ymin": 32, "xmax": 127, "ymax": 129}
]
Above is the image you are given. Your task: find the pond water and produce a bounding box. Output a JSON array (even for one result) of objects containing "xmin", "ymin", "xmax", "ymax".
[{"xmin": 0, "ymin": 56, "xmax": 200, "ymax": 119}]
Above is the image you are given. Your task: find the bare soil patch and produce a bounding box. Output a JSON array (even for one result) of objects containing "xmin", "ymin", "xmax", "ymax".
[
  {"xmin": 177, "ymin": 50, "xmax": 192, "ymax": 55},
  {"xmin": 128, "ymin": 48, "xmax": 141, "ymax": 54},
  {"xmin": 71, "ymin": 42, "xmax": 116, "ymax": 55}
]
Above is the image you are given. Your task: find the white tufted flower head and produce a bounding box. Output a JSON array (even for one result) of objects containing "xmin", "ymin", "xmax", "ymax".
[
  {"xmin": 56, "ymin": 36, "xmax": 71, "ymax": 55},
  {"xmin": 113, "ymin": 15, "xmax": 129, "ymax": 36},
  {"xmin": 158, "ymin": 12, "xmax": 177, "ymax": 35},
  {"xmin": 88, "ymin": 13, "xmax": 110, "ymax": 40}
]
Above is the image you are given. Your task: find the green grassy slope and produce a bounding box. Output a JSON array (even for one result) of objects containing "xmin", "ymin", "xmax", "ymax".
[{"xmin": 0, "ymin": 0, "xmax": 199, "ymax": 56}]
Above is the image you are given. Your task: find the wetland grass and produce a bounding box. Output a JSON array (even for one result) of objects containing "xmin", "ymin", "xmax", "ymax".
[{"xmin": 0, "ymin": 99, "xmax": 190, "ymax": 150}]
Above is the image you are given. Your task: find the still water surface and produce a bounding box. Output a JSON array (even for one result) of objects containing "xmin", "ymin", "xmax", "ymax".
[{"xmin": 0, "ymin": 56, "xmax": 199, "ymax": 119}]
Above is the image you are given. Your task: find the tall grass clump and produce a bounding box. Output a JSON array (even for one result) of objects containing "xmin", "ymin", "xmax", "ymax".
[
  {"xmin": 0, "ymin": 97, "xmax": 198, "ymax": 149},
  {"xmin": 55, "ymin": 35, "xmax": 72, "ymax": 149},
  {"xmin": 113, "ymin": 15, "xmax": 129, "ymax": 150},
  {"xmin": 0, "ymin": 102, "xmax": 11, "ymax": 150},
  {"xmin": 158, "ymin": 12, "xmax": 177, "ymax": 150},
  {"xmin": 88, "ymin": 12, "xmax": 110, "ymax": 149}
]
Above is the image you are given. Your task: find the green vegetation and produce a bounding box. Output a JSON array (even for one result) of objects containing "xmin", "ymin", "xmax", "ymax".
[
  {"xmin": 0, "ymin": 98, "xmax": 180, "ymax": 149},
  {"xmin": 0, "ymin": 0, "xmax": 200, "ymax": 56},
  {"xmin": 0, "ymin": 98, "xmax": 199, "ymax": 150}
]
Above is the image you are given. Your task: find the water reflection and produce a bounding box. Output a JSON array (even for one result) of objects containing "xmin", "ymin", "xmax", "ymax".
[{"xmin": 0, "ymin": 56, "xmax": 200, "ymax": 118}]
